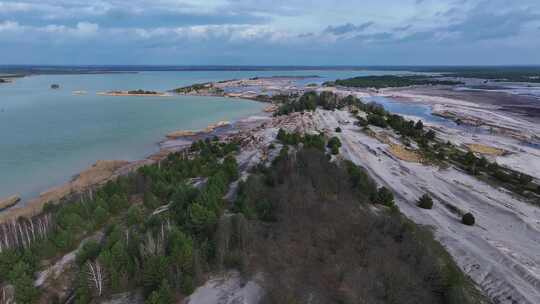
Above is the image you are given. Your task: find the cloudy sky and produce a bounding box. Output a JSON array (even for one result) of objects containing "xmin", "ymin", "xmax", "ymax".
[{"xmin": 1, "ymin": 0, "xmax": 540, "ymax": 65}]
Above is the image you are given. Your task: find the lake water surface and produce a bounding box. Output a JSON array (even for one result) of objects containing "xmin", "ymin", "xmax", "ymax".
[{"xmin": 1, "ymin": 69, "xmax": 413, "ymax": 201}]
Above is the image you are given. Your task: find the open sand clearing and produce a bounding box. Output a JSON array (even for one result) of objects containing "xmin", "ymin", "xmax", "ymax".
[
  {"xmin": 310, "ymin": 109, "xmax": 540, "ymax": 304},
  {"xmin": 185, "ymin": 271, "xmax": 263, "ymax": 304},
  {"xmin": 388, "ymin": 143, "xmax": 423, "ymax": 162},
  {"xmin": 466, "ymin": 143, "xmax": 507, "ymax": 156}
]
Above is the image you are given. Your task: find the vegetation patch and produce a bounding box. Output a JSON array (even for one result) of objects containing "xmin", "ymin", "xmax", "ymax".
[
  {"xmin": 324, "ymin": 75, "xmax": 463, "ymax": 89},
  {"xmin": 173, "ymin": 83, "xmax": 224, "ymax": 95},
  {"xmin": 466, "ymin": 144, "xmax": 506, "ymax": 156},
  {"xmin": 417, "ymin": 194, "xmax": 434, "ymax": 209},
  {"xmin": 274, "ymin": 91, "xmax": 358, "ymax": 115},
  {"xmin": 389, "ymin": 143, "xmax": 422, "ymax": 163},
  {"xmin": 462, "ymin": 213, "xmax": 476, "ymax": 226}
]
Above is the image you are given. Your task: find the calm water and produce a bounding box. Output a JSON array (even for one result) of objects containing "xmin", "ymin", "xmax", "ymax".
[
  {"xmin": 368, "ymin": 96, "xmax": 457, "ymax": 127},
  {"xmin": 1, "ymin": 69, "xmax": 414, "ymax": 202}
]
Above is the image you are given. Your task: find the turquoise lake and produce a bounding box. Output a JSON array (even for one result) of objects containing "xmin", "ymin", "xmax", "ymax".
[{"xmin": 0, "ymin": 69, "xmax": 412, "ymax": 202}]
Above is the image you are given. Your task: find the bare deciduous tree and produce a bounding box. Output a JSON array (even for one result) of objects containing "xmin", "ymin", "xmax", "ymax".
[{"xmin": 86, "ymin": 260, "xmax": 106, "ymax": 297}]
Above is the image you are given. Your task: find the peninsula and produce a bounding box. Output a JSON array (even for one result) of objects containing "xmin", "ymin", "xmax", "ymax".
[{"xmin": 97, "ymin": 89, "xmax": 170, "ymax": 97}]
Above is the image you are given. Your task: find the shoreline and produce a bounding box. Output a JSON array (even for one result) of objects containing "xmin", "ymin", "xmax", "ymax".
[{"xmin": 0, "ymin": 106, "xmax": 269, "ymax": 224}]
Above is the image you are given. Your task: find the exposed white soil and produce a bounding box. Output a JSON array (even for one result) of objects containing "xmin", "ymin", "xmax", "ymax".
[
  {"xmin": 35, "ymin": 232, "xmax": 104, "ymax": 287},
  {"xmin": 184, "ymin": 271, "xmax": 263, "ymax": 304},
  {"xmin": 382, "ymin": 91, "xmax": 540, "ymax": 134},
  {"xmin": 311, "ymin": 109, "xmax": 540, "ymax": 304},
  {"xmin": 428, "ymin": 121, "xmax": 540, "ymax": 180}
]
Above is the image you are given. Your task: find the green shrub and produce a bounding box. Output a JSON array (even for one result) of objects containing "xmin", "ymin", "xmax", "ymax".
[
  {"xmin": 327, "ymin": 136, "xmax": 342, "ymax": 155},
  {"xmin": 9, "ymin": 262, "xmax": 39, "ymax": 304},
  {"xmin": 256, "ymin": 200, "xmax": 277, "ymax": 222},
  {"xmin": 425, "ymin": 129, "xmax": 436, "ymax": 140},
  {"xmin": 462, "ymin": 213, "xmax": 475, "ymax": 226},
  {"xmin": 518, "ymin": 173, "xmax": 533, "ymax": 184},
  {"xmin": 93, "ymin": 206, "xmax": 108, "ymax": 226},
  {"xmin": 375, "ymin": 187, "xmax": 395, "ymax": 207},
  {"xmin": 367, "ymin": 113, "xmax": 388, "ymax": 128},
  {"xmin": 143, "ymin": 191, "xmax": 160, "ymax": 210},
  {"xmin": 417, "ymin": 194, "xmax": 434, "ymax": 209},
  {"xmin": 76, "ymin": 240, "xmax": 102, "ymax": 266},
  {"xmin": 127, "ymin": 205, "xmax": 144, "ymax": 226},
  {"xmin": 355, "ymin": 116, "xmax": 368, "ymax": 127}
]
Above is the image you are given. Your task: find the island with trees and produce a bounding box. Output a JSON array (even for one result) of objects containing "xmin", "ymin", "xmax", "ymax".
[
  {"xmin": 97, "ymin": 90, "xmax": 169, "ymax": 97},
  {"xmin": 173, "ymin": 83, "xmax": 224, "ymax": 95}
]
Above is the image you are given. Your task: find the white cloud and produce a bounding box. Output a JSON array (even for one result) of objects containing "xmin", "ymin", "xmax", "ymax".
[
  {"xmin": 38, "ymin": 21, "xmax": 98, "ymax": 37},
  {"xmin": 75, "ymin": 21, "xmax": 99, "ymax": 35}
]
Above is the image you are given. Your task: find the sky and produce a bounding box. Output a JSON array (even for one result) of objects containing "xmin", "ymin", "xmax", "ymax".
[{"xmin": 1, "ymin": 0, "xmax": 540, "ymax": 65}]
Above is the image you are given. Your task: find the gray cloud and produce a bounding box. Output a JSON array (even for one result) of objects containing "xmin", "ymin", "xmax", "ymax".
[
  {"xmin": 444, "ymin": 2, "xmax": 540, "ymax": 41},
  {"xmin": 324, "ymin": 22, "xmax": 374, "ymax": 35},
  {"xmin": 393, "ymin": 24, "xmax": 412, "ymax": 31},
  {"xmin": 0, "ymin": 1, "xmax": 269, "ymax": 28},
  {"xmin": 1, "ymin": 0, "xmax": 540, "ymax": 64}
]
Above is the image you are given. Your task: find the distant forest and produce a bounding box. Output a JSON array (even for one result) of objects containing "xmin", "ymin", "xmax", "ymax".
[
  {"xmin": 1, "ymin": 65, "xmax": 539, "ymax": 80},
  {"xmin": 325, "ymin": 75, "xmax": 463, "ymax": 89}
]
